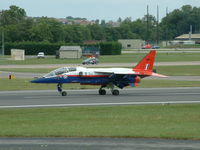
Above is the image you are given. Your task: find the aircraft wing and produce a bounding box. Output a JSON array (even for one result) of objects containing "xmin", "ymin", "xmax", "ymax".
[
  {"xmin": 94, "ymin": 70, "xmax": 168, "ymax": 77},
  {"xmin": 94, "ymin": 70, "xmax": 135, "ymax": 75}
]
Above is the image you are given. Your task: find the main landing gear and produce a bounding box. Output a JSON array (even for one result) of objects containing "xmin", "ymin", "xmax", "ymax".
[
  {"xmin": 57, "ymin": 83, "xmax": 119, "ymax": 96},
  {"xmin": 99, "ymin": 85, "xmax": 120, "ymax": 96},
  {"xmin": 57, "ymin": 83, "xmax": 67, "ymax": 96}
]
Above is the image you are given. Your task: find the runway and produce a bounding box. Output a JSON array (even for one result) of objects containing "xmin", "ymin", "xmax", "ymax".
[
  {"xmin": 0, "ymin": 87, "xmax": 200, "ymax": 108},
  {"xmin": 1, "ymin": 87, "xmax": 200, "ymax": 149},
  {"xmin": 0, "ymin": 137, "xmax": 200, "ymax": 150}
]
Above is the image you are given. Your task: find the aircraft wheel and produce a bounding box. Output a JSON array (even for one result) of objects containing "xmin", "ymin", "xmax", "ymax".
[
  {"xmin": 112, "ymin": 89, "xmax": 119, "ymax": 96},
  {"xmin": 61, "ymin": 91, "xmax": 67, "ymax": 96},
  {"xmin": 99, "ymin": 89, "xmax": 106, "ymax": 95}
]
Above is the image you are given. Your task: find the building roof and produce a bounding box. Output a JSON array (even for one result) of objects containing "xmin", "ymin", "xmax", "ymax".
[
  {"xmin": 175, "ymin": 34, "xmax": 200, "ymax": 40},
  {"xmin": 59, "ymin": 46, "xmax": 82, "ymax": 51}
]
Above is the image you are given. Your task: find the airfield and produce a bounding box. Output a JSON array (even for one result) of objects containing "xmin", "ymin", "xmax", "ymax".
[
  {"xmin": 0, "ymin": 88, "xmax": 200, "ymax": 108},
  {"xmin": 0, "ymin": 88, "xmax": 200, "ymax": 149},
  {"xmin": 0, "ymin": 137, "xmax": 200, "ymax": 150},
  {"xmin": 0, "ymin": 51, "xmax": 200, "ymax": 149}
]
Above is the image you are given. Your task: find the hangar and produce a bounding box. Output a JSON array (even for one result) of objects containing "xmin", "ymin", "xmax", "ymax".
[
  {"xmin": 118, "ymin": 39, "xmax": 145, "ymax": 49},
  {"xmin": 59, "ymin": 46, "xmax": 82, "ymax": 59},
  {"xmin": 175, "ymin": 33, "xmax": 200, "ymax": 44}
]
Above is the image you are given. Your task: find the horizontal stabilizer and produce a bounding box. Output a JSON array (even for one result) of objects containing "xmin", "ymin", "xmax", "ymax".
[{"xmin": 151, "ymin": 72, "xmax": 168, "ymax": 77}]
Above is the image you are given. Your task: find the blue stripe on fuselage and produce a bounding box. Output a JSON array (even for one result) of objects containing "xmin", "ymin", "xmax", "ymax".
[{"xmin": 30, "ymin": 76, "xmax": 110, "ymax": 84}]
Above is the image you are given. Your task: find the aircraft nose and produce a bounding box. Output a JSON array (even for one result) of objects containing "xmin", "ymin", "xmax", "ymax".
[{"xmin": 30, "ymin": 77, "xmax": 46, "ymax": 83}]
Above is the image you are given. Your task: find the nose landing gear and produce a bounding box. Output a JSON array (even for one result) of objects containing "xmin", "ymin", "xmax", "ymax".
[{"xmin": 57, "ymin": 83, "xmax": 67, "ymax": 96}]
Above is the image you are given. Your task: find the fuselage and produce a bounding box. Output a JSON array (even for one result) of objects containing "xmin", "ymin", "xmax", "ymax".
[
  {"xmin": 31, "ymin": 67, "xmax": 140, "ymax": 87},
  {"xmin": 30, "ymin": 50, "xmax": 167, "ymax": 96}
]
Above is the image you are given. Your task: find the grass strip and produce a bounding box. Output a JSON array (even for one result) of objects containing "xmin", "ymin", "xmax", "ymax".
[
  {"xmin": 0, "ymin": 78, "xmax": 200, "ymax": 91},
  {"xmin": 0, "ymin": 104, "xmax": 199, "ymax": 139},
  {"xmin": 1, "ymin": 65, "xmax": 200, "ymax": 76},
  {"xmin": 156, "ymin": 65, "xmax": 200, "ymax": 76},
  {"xmin": 1, "ymin": 53, "xmax": 200, "ymax": 65}
]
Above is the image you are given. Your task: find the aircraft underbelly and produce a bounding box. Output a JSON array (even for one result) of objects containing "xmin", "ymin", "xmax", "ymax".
[{"xmin": 80, "ymin": 77, "xmax": 109, "ymax": 85}]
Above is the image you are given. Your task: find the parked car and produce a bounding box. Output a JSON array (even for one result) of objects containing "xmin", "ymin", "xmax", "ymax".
[
  {"xmin": 37, "ymin": 52, "xmax": 45, "ymax": 58},
  {"xmin": 82, "ymin": 57, "xmax": 99, "ymax": 65},
  {"xmin": 142, "ymin": 44, "xmax": 152, "ymax": 49},
  {"xmin": 152, "ymin": 45, "xmax": 160, "ymax": 49}
]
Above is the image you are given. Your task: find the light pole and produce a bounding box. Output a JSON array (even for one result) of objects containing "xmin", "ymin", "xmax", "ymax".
[
  {"xmin": 2, "ymin": 31, "xmax": 4, "ymax": 56},
  {"xmin": 0, "ymin": 10, "xmax": 4, "ymax": 56},
  {"xmin": 146, "ymin": 5, "xmax": 149, "ymax": 44},
  {"xmin": 156, "ymin": 5, "xmax": 159, "ymax": 45}
]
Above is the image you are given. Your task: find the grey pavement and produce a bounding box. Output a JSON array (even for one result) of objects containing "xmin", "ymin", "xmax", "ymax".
[
  {"xmin": 0, "ymin": 87, "xmax": 200, "ymax": 108},
  {"xmin": 0, "ymin": 137, "xmax": 200, "ymax": 150},
  {"xmin": 0, "ymin": 88, "xmax": 200, "ymax": 150},
  {"xmin": 1, "ymin": 61, "xmax": 200, "ymax": 69}
]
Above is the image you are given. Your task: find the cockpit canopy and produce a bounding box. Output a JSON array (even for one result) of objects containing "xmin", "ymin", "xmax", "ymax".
[{"xmin": 44, "ymin": 67, "xmax": 77, "ymax": 77}]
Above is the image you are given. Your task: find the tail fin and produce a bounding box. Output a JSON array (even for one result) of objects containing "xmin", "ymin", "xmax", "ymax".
[
  {"xmin": 133, "ymin": 50, "xmax": 156, "ymax": 72},
  {"xmin": 133, "ymin": 50, "xmax": 168, "ymax": 77}
]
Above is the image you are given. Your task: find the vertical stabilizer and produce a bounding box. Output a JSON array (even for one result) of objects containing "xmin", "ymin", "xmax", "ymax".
[{"xmin": 133, "ymin": 50, "xmax": 156, "ymax": 72}]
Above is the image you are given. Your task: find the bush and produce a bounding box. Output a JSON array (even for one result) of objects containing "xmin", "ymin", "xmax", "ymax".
[
  {"xmin": 100, "ymin": 42, "xmax": 122, "ymax": 55},
  {"xmin": 5, "ymin": 42, "xmax": 75, "ymax": 55},
  {"xmin": 4, "ymin": 41, "xmax": 122, "ymax": 56}
]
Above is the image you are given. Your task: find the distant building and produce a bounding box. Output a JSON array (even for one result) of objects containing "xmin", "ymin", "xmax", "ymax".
[
  {"xmin": 175, "ymin": 33, "xmax": 200, "ymax": 44},
  {"xmin": 59, "ymin": 46, "xmax": 82, "ymax": 59},
  {"xmin": 107, "ymin": 21, "xmax": 121, "ymax": 27},
  {"xmin": 118, "ymin": 39, "xmax": 145, "ymax": 49},
  {"xmin": 11, "ymin": 49, "xmax": 25, "ymax": 60}
]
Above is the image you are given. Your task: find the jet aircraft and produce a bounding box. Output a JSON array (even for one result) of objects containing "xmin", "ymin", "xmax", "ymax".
[{"xmin": 31, "ymin": 50, "xmax": 167, "ymax": 96}]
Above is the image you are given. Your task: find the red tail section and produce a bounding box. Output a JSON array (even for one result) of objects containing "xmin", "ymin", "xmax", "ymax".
[
  {"xmin": 133, "ymin": 50, "xmax": 156, "ymax": 72},
  {"xmin": 133, "ymin": 50, "xmax": 167, "ymax": 77}
]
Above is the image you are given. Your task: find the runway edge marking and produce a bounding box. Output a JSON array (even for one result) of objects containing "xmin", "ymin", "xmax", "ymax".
[{"xmin": 1, "ymin": 101, "xmax": 200, "ymax": 109}]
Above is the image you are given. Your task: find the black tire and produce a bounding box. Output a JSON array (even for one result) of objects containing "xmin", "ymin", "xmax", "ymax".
[
  {"xmin": 112, "ymin": 89, "xmax": 119, "ymax": 96},
  {"xmin": 61, "ymin": 91, "xmax": 67, "ymax": 96},
  {"xmin": 99, "ymin": 89, "xmax": 106, "ymax": 95}
]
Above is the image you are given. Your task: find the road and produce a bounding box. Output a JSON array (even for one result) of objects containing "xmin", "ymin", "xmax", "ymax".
[
  {"xmin": 1, "ymin": 61, "xmax": 200, "ymax": 69},
  {"xmin": 0, "ymin": 87, "xmax": 200, "ymax": 108},
  {"xmin": 0, "ymin": 137, "xmax": 200, "ymax": 150}
]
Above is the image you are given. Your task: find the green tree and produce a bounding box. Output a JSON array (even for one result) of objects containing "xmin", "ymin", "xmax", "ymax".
[
  {"xmin": 160, "ymin": 5, "xmax": 200, "ymax": 40},
  {"xmin": 87, "ymin": 24, "xmax": 106, "ymax": 40},
  {"xmin": 0, "ymin": 5, "xmax": 26, "ymax": 26}
]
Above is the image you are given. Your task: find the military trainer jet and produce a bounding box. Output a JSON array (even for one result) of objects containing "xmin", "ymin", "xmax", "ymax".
[{"xmin": 31, "ymin": 50, "xmax": 167, "ymax": 96}]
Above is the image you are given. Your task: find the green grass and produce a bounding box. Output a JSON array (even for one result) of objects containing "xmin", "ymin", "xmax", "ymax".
[
  {"xmin": 0, "ymin": 57, "xmax": 82, "ymax": 65},
  {"xmin": 0, "ymin": 78, "xmax": 200, "ymax": 91},
  {"xmin": 0, "ymin": 78, "xmax": 96, "ymax": 91},
  {"xmin": 1, "ymin": 52, "xmax": 200, "ymax": 65},
  {"xmin": 156, "ymin": 65, "xmax": 200, "ymax": 76},
  {"xmin": 100, "ymin": 53, "xmax": 200, "ymax": 63},
  {"xmin": 123, "ymin": 48, "xmax": 200, "ymax": 51},
  {"xmin": 0, "ymin": 104, "xmax": 200, "ymax": 139},
  {"xmin": 139, "ymin": 80, "xmax": 200, "ymax": 88},
  {"xmin": 0, "ymin": 68, "xmax": 54, "ymax": 73},
  {"xmin": 1, "ymin": 65, "xmax": 200, "ymax": 76}
]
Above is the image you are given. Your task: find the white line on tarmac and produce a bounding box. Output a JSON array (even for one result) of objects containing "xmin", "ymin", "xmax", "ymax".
[
  {"xmin": 0, "ymin": 101, "xmax": 200, "ymax": 109},
  {"xmin": 0, "ymin": 87, "xmax": 200, "ymax": 94}
]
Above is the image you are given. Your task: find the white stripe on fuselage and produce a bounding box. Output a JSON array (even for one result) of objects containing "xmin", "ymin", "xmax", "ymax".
[{"xmin": 75, "ymin": 67, "xmax": 135, "ymax": 75}]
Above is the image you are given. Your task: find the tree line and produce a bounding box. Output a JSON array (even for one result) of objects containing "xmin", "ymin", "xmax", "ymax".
[{"xmin": 0, "ymin": 5, "xmax": 200, "ymax": 44}]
